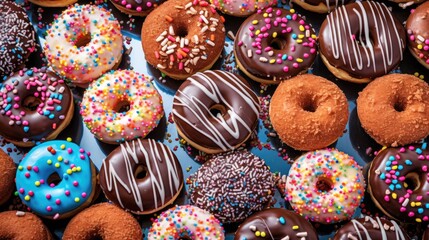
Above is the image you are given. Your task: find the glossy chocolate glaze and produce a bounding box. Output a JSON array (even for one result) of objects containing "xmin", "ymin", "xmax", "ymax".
[
  {"xmin": 234, "ymin": 7, "xmax": 317, "ymax": 82},
  {"xmin": 368, "ymin": 144, "xmax": 429, "ymax": 222},
  {"xmin": 234, "ymin": 208, "xmax": 318, "ymax": 240},
  {"xmin": 298, "ymin": 0, "xmax": 354, "ymax": 8},
  {"xmin": 172, "ymin": 70, "xmax": 260, "ymax": 153},
  {"xmin": 319, "ymin": 1, "xmax": 406, "ymax": 79},
  {"xmin": 99, "ymin": 139, "xmax": 184, "ymax": 214},
  {"xmin": 423, "ymin": 227, "xmax": 429, "ymax": 240},
  {"xmin": 0, "ymin": 68, "xmax": 73, "ymax": 143},
  {"xmin": 334, "ymin": 216, "xmax": 409, "ymax": 240},
  {"xmin": 406, "ymin": 1, "xmax": 429, "ymax": 67}
]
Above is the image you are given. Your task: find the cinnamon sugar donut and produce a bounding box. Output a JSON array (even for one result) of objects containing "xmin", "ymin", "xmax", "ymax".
[
  {"xmin": 406, "ymin": 1, "xmax": 429, "ymax": 69},
  {"xmin": 0, "ymin": 149, "xmax": 16, "ymax": 206},
  {"xmin": 357, "ymin": 74, "xmax": 429, "ymax": 147},
  {"xmin": 269, "ymin": 74, "xmax": 348, "ymax": 151},
  {"xmin": 0, "ymin": 211, "xmax": 52, "ymax": 239}
]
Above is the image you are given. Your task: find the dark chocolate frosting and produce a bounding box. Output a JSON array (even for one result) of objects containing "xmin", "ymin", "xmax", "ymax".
[
  {"xmin": 319, "ymin": 1, "xmax": 406, "ymax": 79},
  {"xmin": 0, "ymin": 68, "xmax": 73, "ymax": 143},
  {"xmin": 172, "ymin": 70, "xmax": 260, "ymax": 153},
  {"xmin": 234, "ymin": 7, "xmax": 317, "ymax": 82},
  {"xmin": 368, "ymin": 143, "xmax": 429, "ymax": 222},
  {"xmin": 234, "ymin": 208, "xmax": 318, "ymax": 240},
  {"xmin": 334, "ymin": 216, "xmax": 409, "ymax": 240},
  {"xmin": 99, "ymin": 139, "xmax": 184, "ymax": 214}
]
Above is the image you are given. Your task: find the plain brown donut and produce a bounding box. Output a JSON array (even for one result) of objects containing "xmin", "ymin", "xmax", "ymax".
[
  {"xmin": 269, "ymin": 74, "xmax": 349, "ymax": 150},
  {"xmin": 0, "ymin": 211, "xmax": 52, "ymax": 240},
  {"xmin": 0, "ymin": 149, "xmax": 16, "ymax": 205},
  {"xmin": 357, "ymin": 74, "xmax": 429, "ymax": 147},
  {"xmin": 63, "ymin": 203, "xmax": 142, "ymax": 240}
]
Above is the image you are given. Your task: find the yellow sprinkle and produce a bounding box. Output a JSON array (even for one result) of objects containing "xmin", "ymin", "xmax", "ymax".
[
  {"xmin": 47, "ymin": 160, "xmax": 52, "ymax": 165},
  {"xmin": 416, "ymin": 218, "xmax": 422, "ymax": 223},
  {"xmin": 261, "ymin": 232, "xmax": 266, "ymax": 237},
  {"xmin": 299, "ymin": 25, "xmax": 305, "ymax": 32},
  {"xmin": 290, "ymin": 9, "xmax": 295, "ymax": 13},
  {"xmin": 298, "ymin": 34, "xmax": 304, "ymax": 39},
  {"xmin": 77, "ymin": 167, "xmax": 82, "ymax": 172},
  {"xmin": 297, "ymin": 58, "xmax": 303, "ymax": 63},
  {"xmin": 392, "ymin": 193, "xmax": 397, "ymax": 199},
  {"xmin": 67, "ymin": 169, "xmax": 72, "ymax": 175},
  {"xmin": 255, "ymin": 30, "xmax": 261, "ymax": 35},
  {"xmin": 273, "ymin": 32, "xmax": 277, "ymax": 38},
  {"xmin": 416, "ymin": 202, "xmax": 422, "ymax": 206},
  {"xmin": 72, "ymin": 167, "xmax": 77, "ymax": 172},
  {"xmin": 270, "ymin": 59, "xmax": 276, "ymax": 64},
  {"xmin": 311, "ymin": 34, "xmax": 317, "ymax": 39},
  {"xmin": 263, "ymin": 13, "xmax": 268, "ymax": 17},
  {"xmin": 296, "ymin": 39, "xmax": 303, "ymax": 44},
  {"xmin": 35, "ymin": 181, "xmax": 40, "ymax": 187},
  {"xmin": 414, "ymin": 72, "xmax": 420, "ymax": 77},
  {"xmin": 60, "ymin": 144, "xmax": 66, "ymax": 150},
  {"xmin": 392, "ymin": 165, "xmax": 397, "ymax": 170},
  {"xmin": 18, "ymin": 166, "xmax": 23, "ymax": 171},
  {"xmin": 66, "ymin": 137, "xmax": 72, "ymax": 142},
  {"xmin": 292, "ymin": 225, "xmax": 299, "ymax": 230},
  {"xmin": 417, "ymin": 44, "xmax": 423, "ymax": 50},
  {"xmin": 411, "ymin": 202, "xmax": 416, "ymax": 207},
  {"xmin": 255, "ymin": 231, "xmax": 261, "ymax": 237},
  {"xmin": 58, "ymin": 156, "xmax": 63, "ymax": 162},
  {"xmin": 24, "ymin": 195, "xmax": 30, "ymax": 201},
  {"xmin": 252, "ymin": 20, "xmax": 259, "ymax": 25},
  {"xmin": 55, "ymin": 163, "xmax": 60, "ymax": 168},
  {"xmin": 74, "ymin": 197, "xmax": 80, "ymax": 203}
]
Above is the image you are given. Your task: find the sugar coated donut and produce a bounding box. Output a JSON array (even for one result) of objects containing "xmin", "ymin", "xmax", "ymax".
[
  {"xmin": 319, "ymin": 1, "xmax": 406, "ymax": 83},
  {"xmin": 333, "ymin": 216, "xmax": 409, "ymax": 240},
  {"xmin": 234, "ymin": 208, "xmax": 319, "ymax": 240},
  {"xmin": 0, "ymin": 211, "xmax": 53, "ymax": 240},
  {"xmin": 80, "ymin": 70, "xmax": 164, "ymax": 144},
  {"xmin": 406, "ymin": 1, "xmax": 429, "ymax": 70},
  {"xmin": 269, "ymin": 74, "xmax": 348, "ymax": 151},
  {"xmin": 172, "ymin": 70, "xmax": 260, "ymax": 154},
  {"xmin": 188, "ymin": 150, "xmax": 275, "ymax": 223},
  {"xmin": 211, "ymin": 0, "xmax": 277, "ymax": 17},
  {"xmin": 0, "ymin": 68, "xmax": 74, "ymax": 147},
  {"xmin": 290, "ymin": 0, "xmax": 355, "ymax": 13},
  {"xmin": 63, "ymin": 203, "xmax": 142, "ymax": 240},
  {"xmin": 0, "ymin": 149, "xmax": 16, "ymax": 206},
  {"xmin": 99, "ymin": 138, "xmax": 184, "ymax": 215},
  {"xmin": 110, "ymin": 0, "xmax": 167, "ymax": 16},
  {"xmin": 0, "ymin": 2, "xmax": 36, "ymax": 78},
  {"xmin": 368, "ymin": 143, "xmax": 429, "ymax": 223},
  {"xmin": 15, "ymin": 140, "xmax": 98, "ymax": 219},
  {"xmin": 357, "ymin": 74, "xmax": 429, "ymax": 147},
  {"xmin": 148, "ymin": 205, "xmax": 225, "ymax": 239},
  {"xmin": 286, "ymin": 149, "xmax": 365, "ymax": 223},
  {"xmin": 44, "ymin": 4, "xmax": 123, "ymax": 87},
  {"xmin": 28, "ymin": 0, "xmax": 77, "ymax": 7},
  {"xmin": 234, "ymin": 7, "xmax": 317, "ymax": 84},
  {"xmin": 141, "ymin": 0, "xmax": 226, "ymax": 80}
]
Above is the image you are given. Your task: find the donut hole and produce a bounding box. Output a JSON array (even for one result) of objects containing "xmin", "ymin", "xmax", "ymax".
[
  {"xmin": 269, "ymin": 37, "xmax": 287, "ymax": 50},
  {"xmin": 210, "ymin": 104, "xmax": 227, "ymax": 117},
  {"xmin": 316, "ymin": 177, "xmax": 333, "ymax": 192},
  {"xmin": 22, "ymin": 96, "xmax": 42, "ymax": 111},
  {"xmin": 393, "ymin": 97, "xmax": 407, "ymax": 112},
  {"xmin": 300, "ymin": 97, "xmax": 318, "ymax": 113},
  {"xmin": 114, "ymin": 100, "xmax": 131, "ymax": 113},
  {"xmin": 404, "ymin": 173, "xmax": 420, "ymax": 191},
  {"xmin": 134, "ymin": 165, "xmax": 148, "ymax": 180},
  {"xmin": 75, "ymin": 34, "xmax": 91, "ymax": 49},
  {"xmin": 47, "ymin": 172, "xmax": 62, "ymax": 187},
  {"xmin": 175, "ymin": 25, "xmax": 189, "ymax": 38}
]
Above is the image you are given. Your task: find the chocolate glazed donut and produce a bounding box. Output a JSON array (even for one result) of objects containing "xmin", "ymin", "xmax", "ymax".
[
  {"xmin": 234, "ymin": 208, "xmax": 318, "ymax": 240},
  {"xmin": 333, "ymin": 216, "xmax": 410, "ymax": 240},
  {"xmin": 319, "ymin": 1, "xmax": 406, "ymax": 83},
  {"xmin": 290, "ymin": 0, "xmax": 355, "ymax": 13},
  {"xmin": 172, "ymin": 70, "xmax": 260, "ymax": 154},
  {"xmin": 368, "ymin": 144, "xmax": 429, "ymax": 223},
  {"xmin": 99, "ymin": 139, "xmax": 184, "ymax": 215}
]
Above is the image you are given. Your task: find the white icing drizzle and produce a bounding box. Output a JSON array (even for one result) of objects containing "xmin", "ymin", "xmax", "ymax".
[
  {"xmin": 102, "ymin": 139, "xmax": 182, "ymax": 212},
  {"xmin": 325, "ymin": 0, "xmax": 345, "ymax": 11},
  {"xmin": 349, "ymin": 216, "xmax": 407, "ymax": 240}
]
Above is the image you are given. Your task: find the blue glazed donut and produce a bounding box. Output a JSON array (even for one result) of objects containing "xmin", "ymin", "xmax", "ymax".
[{"xmin": 15, "ymin": 140, "xmax": 98, "ymax": 219}]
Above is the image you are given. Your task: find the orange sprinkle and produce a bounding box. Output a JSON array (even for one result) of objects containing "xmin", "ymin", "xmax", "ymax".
[{"xmin": 165, "ymin": 15, "xmax": 173, "ymax": 22}]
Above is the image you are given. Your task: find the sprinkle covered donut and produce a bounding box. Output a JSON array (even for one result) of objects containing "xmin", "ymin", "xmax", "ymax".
[
  {"xmin": 15, "ymin": 140, "xmax": 98, "ymax": 220},
  {"xmin": 141, "ymin": 0, "xmax": 226, "ymax": 80},
  {"xmin": 286, "ymin": 149, "xmax": 365, "ymax": 223},
  {"xmin": 0, "ymin": 1, "xmax": 36, "ymax": 78},
  {"xmin": 0, "ymin": 211, "xmax": 53, "ymax": 240},
  {"xmin": 211, "ymin": 0, "xmax": 277, "ymax": 17},
  {"xmin": 172, "ymin": 70, "xmax": 260, "ymax": 154},
  {"xmin": 368, "ymin": 143, "xmax": 429, "ymax": 223},
  {"xmin": 80, "ymin": 70, "xmax": 164, "ymax": 144},
  {"xmin": 406, "ymin": 1, "xmax": 429, "ymax": 70},
  {"xmin": 99, "ymin": 139, "xmax": 183, "ymax": 215},
  {"xmin": 0, "ymin": 149, "xmax": 16, "ymax": 206},
  {"xmin": 0, "ymin": 68, "xmax": 74, "ymax": 147},
  {"xmin": 44, "ymin": 4, "xmax": 123, "ymax": 87},
  {"xmin": 110, "ymin": 0, "xmax": 167, "ymax": 16},
  {"xmin": 234, "ymin": 7, "xmax": 317, "ymax": 84},
  {"xmin": 188, "ymin": 150, "xmax": 275, "ymax": 223},
  {"xmin": 290, "ymin": 0, "xmax": 355, "ymax": 13}
]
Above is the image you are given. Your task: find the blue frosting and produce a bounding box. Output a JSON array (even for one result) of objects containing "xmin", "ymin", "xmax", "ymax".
[{"xmin": 15, "ymin": 140, "xmax": 94, "ymax": 219}]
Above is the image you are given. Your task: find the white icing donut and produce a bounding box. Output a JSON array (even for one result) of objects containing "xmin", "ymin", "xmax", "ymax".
[
  {"xmin": 286, "ymin": 149, "xmax": 366, "ymax": 223},
  {"xmin": 44, "ymin": 4, "xmax": 123, "ymax": 86},
  {"xmin": 211, "ymin": 0, "xmax": 277, "ymax": 16}
]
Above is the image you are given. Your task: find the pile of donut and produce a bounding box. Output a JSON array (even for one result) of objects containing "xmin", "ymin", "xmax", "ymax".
[{"xmin": 0, "ymin": 0, "xmax": 428, "ymax": 239}]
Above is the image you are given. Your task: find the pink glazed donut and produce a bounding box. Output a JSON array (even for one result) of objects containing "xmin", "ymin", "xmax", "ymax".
[{"xmin": 211, "ymin": 0, "xmax": 278, "ymax": 17}]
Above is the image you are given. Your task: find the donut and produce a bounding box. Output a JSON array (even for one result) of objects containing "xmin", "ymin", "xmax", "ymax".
[
  {"xmin": 210, "ymin": 0, "xmax": 277, "ymax": 17},
  {"xmin": 0, "ymin": 149, "xmax": 16, "ymax": 206},
  {"xmin": 234, "ymin": 7, "xmax": 317, "ymax": 84},
  {"xmin": 269, "ymin": 74, "xmax": 348, "ymax": 151},
  {"xmin": 333, "ymin": 216, "xmax": 410, "ymax": 240},
  {"xmin": 0, "ymin": 2, "xmax": 36, "ymax": 78},
  {"xmin": 15, "ymin": 140, "xmax": 98, "ymax": 220},
  {"xmin": 290, "ymin": 0, "xmax": 355, "ymax": 13},
  {"xmin": 285, "ymin": 149, "xmax": 366, "ymax": 223},
  {"xmin": 0, "ymin": 68, "xmax": 74, "ymax": 147},
  {"xmin": 148, "ymin": 205, "xmax": 225, "ymax": 239},
  {"xmin": 63, "ymin": 203, "xmax": 142, "ymax": 240},
  {"xmin": 172, "ymin": 70, "xmax": 260, "ymax": 154},
  {"xmin": 0, "ymin": 211, "xmax": 52, "ymax": 240},
  {"xmin": 28, "ymin": 0, "xmax": 77, "ymax": 7},
  {"xmin": 80, "ymin": 70, "xmax": 164, "ymax": 144},
  {"xmin": 188, "ymin": 150, "xmax": 275, "ymax": 223},
  {"xmin": 357, "ymin": 74, "xmax": 429, "ymax": 147},
  {"xmin": 368, "ymin": 143, "xmax": 429, "ymax": 223},
  {"xmin": 406, "ymin": 1, "xmax": 429, "ymax": 70},
  {"xmin": 110, "ymin": 0, "xmax": 166, "ymax": 16},
  {"xmin": 44, "ymin": 4, "xmax": 123, "ymax": 87},
  {"xmin": 99, "ymin": 138, "xmax": 184, "ymax": 215},
  {"xmin": 141, "ymin": 0, "xmax": 226, "ymax": 80},
  {"xmin": 234, "ymin": 208, "xmax": 319, "ymax": 240},
  {"xmin": 318, "ymin": 1, "xmax": 406, "ymax": 83}
]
